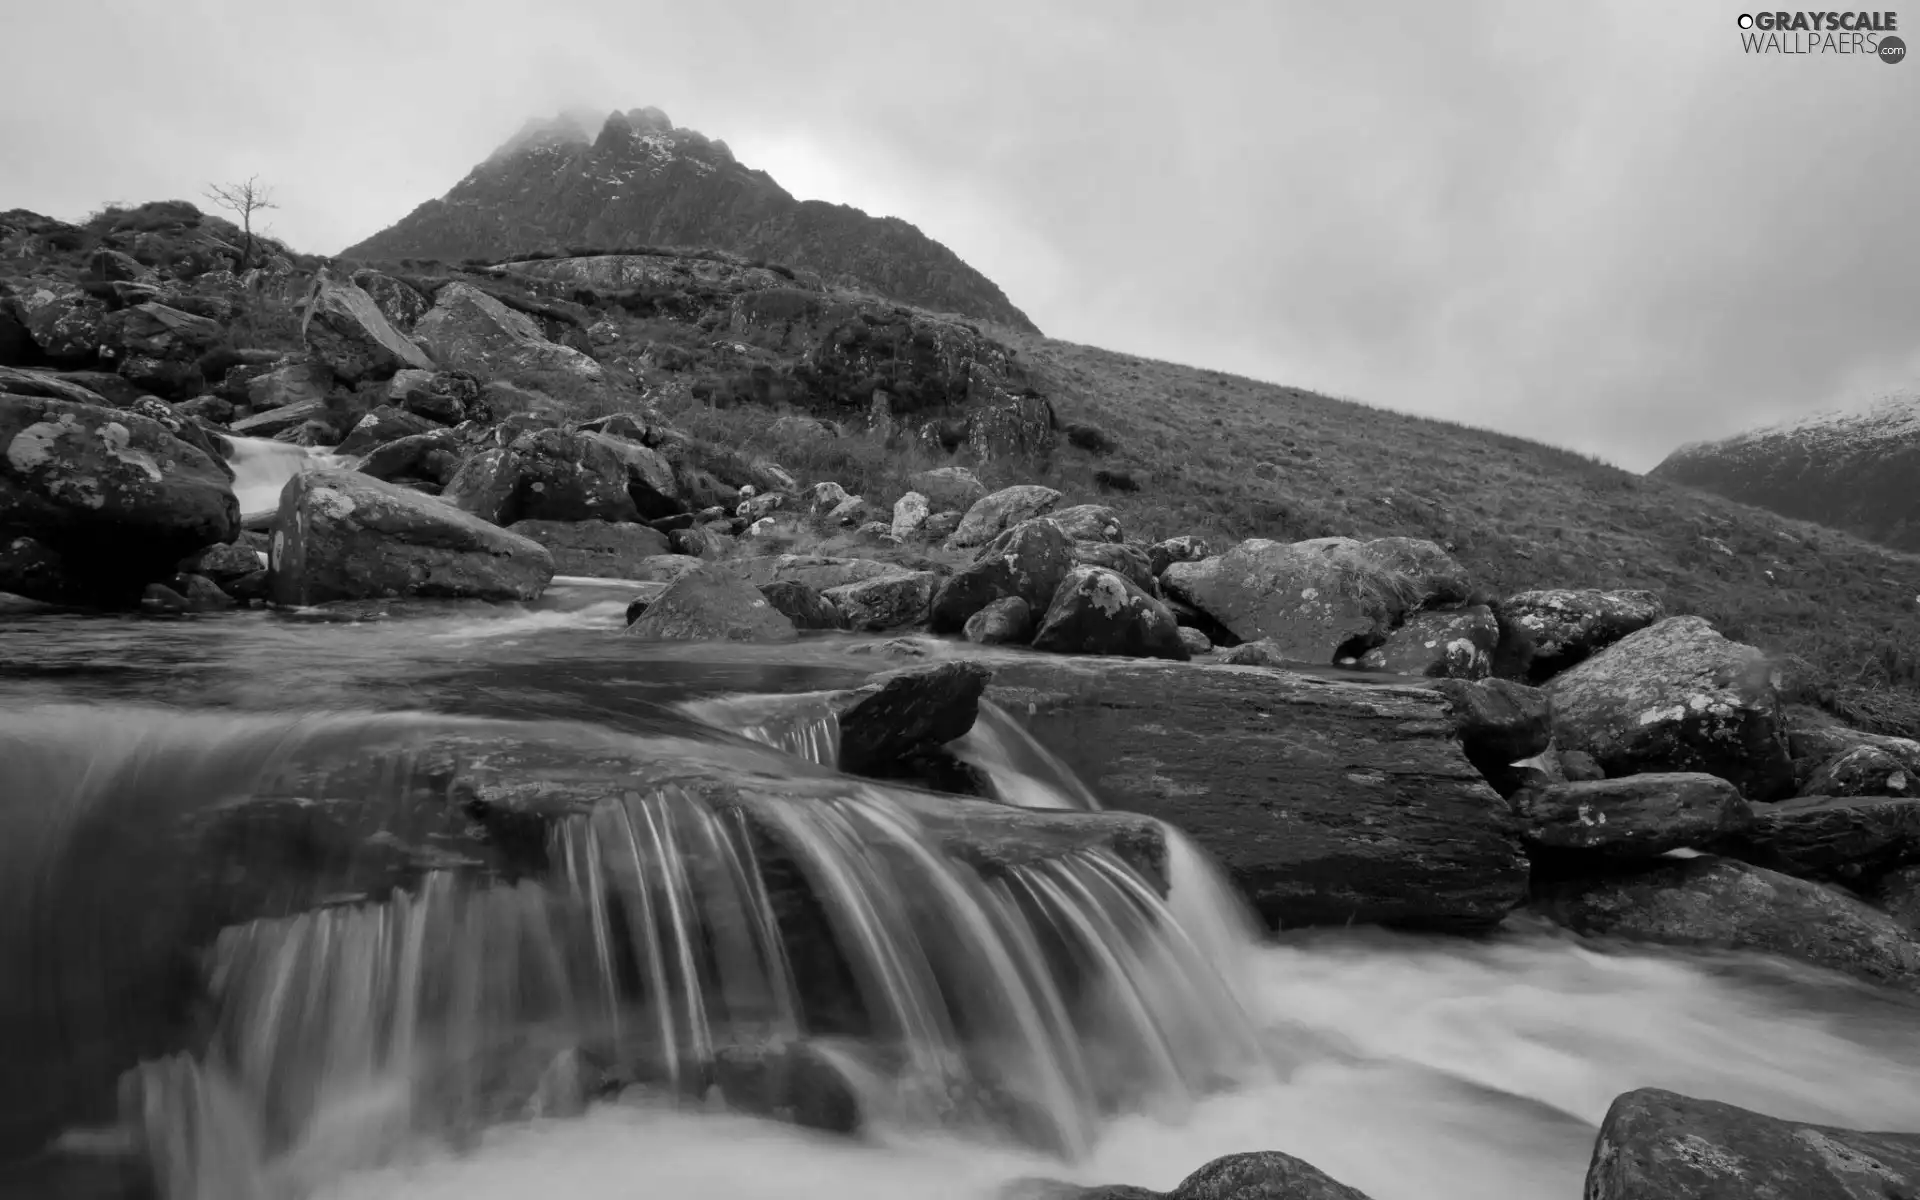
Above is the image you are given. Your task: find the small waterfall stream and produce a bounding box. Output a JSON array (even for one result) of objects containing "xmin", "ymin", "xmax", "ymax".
[{"xmin": 226, "ymin": 437, "xmax": 351, "ymax": 521}]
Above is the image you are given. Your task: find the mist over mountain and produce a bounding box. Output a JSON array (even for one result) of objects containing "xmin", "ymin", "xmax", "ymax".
[
  {"xmin": 341, "ymin": 107, "xmax": 1038, "ymax": 334},
  {"xmin": 1649, "ymin": 393, "xmax": 1920, "ymax": 553}
]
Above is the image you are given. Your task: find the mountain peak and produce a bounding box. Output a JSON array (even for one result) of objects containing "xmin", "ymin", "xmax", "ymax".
[{"xmin": 344, "ymin": 107, "xmax": 1034, "ymax": 331}]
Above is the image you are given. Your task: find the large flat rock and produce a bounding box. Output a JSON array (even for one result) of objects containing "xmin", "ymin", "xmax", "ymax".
[{"xmin": 981, "ymin": 657, "xmax": 1528, "ymax": 932}]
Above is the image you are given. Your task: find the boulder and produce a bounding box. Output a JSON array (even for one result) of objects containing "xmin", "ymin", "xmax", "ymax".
[
  {"xmin": 670, "ymin": 525, "xmax": 730, "ymax": 558},
  {"xmin": 966, "ymin": 390, "xmax": 1056, "ymax": 462},
  {"xmin": 0, "ymin": 534, "xmax": 69, "ymax": 602},
  {"xmin": 948, "ymin": 485, "xmax": 1062, "ymax": 548},
  {"xmin": 982, "ymin": 658, "xmax": 1528, "ymax": 931},
  {"xmin": 909, "ymin": 466, "xmax": 987, "ymax": 513},
  {"xmin": 1715, "ymin": 796, "xmax": 1920, "ymax": 884},
  {"xmin": 582, "ymin": 431, "xmax": 680, "ymax": 518},
  {"xmin": 1537, "ymin": 855, "xmax": 1920, "ymax": 992},
  {"xmin": 505, "ymin": 519, "xmax": 671, "ymax": 579},
  {"xmin": 931, "ymin": 518, "xmax": 1075, "ymax": 633},
  {"xmin": 0, "ymin": 396, "xmax": 239, "ymax": 602},
  {"xmin": 267, "ymin": 468, "xmax": 554, "ymax": 605},
  {"xmin": 334, "ymin": 404, "xmax": 438, "ymax": 456},
  {"xmin": 1359, "ymin": 606, "xmax": 1498, "ymax": 679},
  {"xmin": 444, "ymin": 429, "xmax": 640, "ymax": 526},
  {"xmin": 890, "ymin": 491, "xmax": 931, "ymax": 541},
  {"xmin": 1013, "ymin": 1152, "xmax": 1373, "ymax": 1200},
  {"xmin": 964, "ymin": 596, "xmax": 1033, "ymax": 645},
  {"xmin": 1069, "ymin": 541, "xmax": 1157, "ymax": 593},
  {"xmin": 244, "ymin": 360, "xmax": 334, "ymax": 418},
  {"xmin": 351, "ymin": 271, "xmax": 432, "ymax": 331},
  {"xmin": 1544, "ymin": 616, "xmax": 1794, "ymax": 802},
  {"xmin": 1499, "ymin": 588, "xmax": 1665, "ymax": 680},
  {"xmin": 1362, "ymin": 536, "xmax": 1472, "ymax": 607},
  {"xmin": 0, "ymin": 366, "xmax": 109, "ymax": 406},
  {"xmin": 834, "ymin": 662, "xmax": 993, "ymax": 779},
  {"xmin": 387, "ymin": 368, "xmax": 480, "ymax": 425},
  {"xmin": 1148, "ymin": 535, "xmax": 1210, "ymax": 578},
  {"xmin": 1031, "ymin": 566, "xmax": 1189, "ymax": 662},
  {"xmin": 176, "ymin": 541, "xmax": 264, "ymax": 585},
  {"xmin": 727, "ymin": 555, "xmax": 905, "ymax": 592},
  {"xmin": 1805, "ymin": 745, "xmax": 1917, "ymax": 798},
  {"xmin": 119, "ymin": 302, "xmax": 222, "ymax": 360},
  {"xmin": 413, "ymin": 282, "xmax": 604, "ymax": 381},
  {"xmin": 1161, "ymin": 537, "xmax": 1422, "ymax": 663},
  {"xmin": 758, "ymin": 580, "xmax": 846, "ymax": 631},
  {"xmin": 1422, "ymin": 677, "xmax": 1554, "ymax": 779},
  {"xmin": 1585, "ymin": 1088, "xmax": 1920, "ymax": 1200},
  {"xmin": 622, "ymin": 554, "xmax": 707, "ymax": 584},
  {"xmin": 356, "ymin": 428, "xmax": 464, "ymax": 485},
  {"xmin": 17, "ymin": 286, "xmax": 107, "ymax": 363},
  {"xmin": 624, "ymin": 564, "xmax": 798, "ymax": 643},
  {"xmin": 1517, "ymin": 774, "xmax": 1753, "ymax": 858},
  {"xmin": 824, "ymin": 571, "xmax": 937, "ymax": 632},
  {"xmin": 301, "ymin": 274, "xmax": 434, "ymax": 383},
  {"xmin": 1048, "ymin": 504, "xmax": 1124, "ymax": 544},
  {"xmin": 1177, "ymin": 627, "xmax": 1211, "ymax": 656}
]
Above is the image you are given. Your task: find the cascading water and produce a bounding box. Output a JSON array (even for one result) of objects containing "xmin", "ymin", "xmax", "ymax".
[
  {"xmin": 227, "ymin": 437, "xmax": 351, "ymax": 521},
  {"xmin": 1, "ymin": 702, "xmax": 1270, "ymax": 1198},
  {"xmin": 7, "ymin": 621, "xmax": 1920, "ymax": 1200}
]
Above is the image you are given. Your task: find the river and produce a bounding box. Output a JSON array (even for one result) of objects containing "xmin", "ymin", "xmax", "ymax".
[{"xmin": 3, "ymin": 572, "xmax": 1917, "ymax": 1200}]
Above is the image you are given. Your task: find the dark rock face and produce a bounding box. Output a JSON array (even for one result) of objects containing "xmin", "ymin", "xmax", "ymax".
[
  {"xmin": 1648, "ymin": 398, "xmax": 1920, "ymax": 554},
  {"xmin": 505, "ymin": 518, "xmax": 670, "ymax": 578},
  {"xmin": 0, "ymin": 396, "xmax": 240, "ymax": 603},
  {"xmin": 267, "ymin": 468, "xmax": 555, "ymax": 605},
  {"xmin": 1537, "ymin": 855, "xmax": 1920, "ymax": 992},
  {"xmin": 340, "ymin": 108, "xmax": 1038, "ymax": 333},
  {"xmin": 624, "ymin": 564, "xmax": 798, "ymax": 643},
  {"xmin": 982, "ymin": 658, "xmax": 1528, "ymax": 932},
  {"xmin": 823, "ymin": 571, "xmax": 936, "ymax": 632},
  {"xmin": 1544, "ymin": 616, "xmax": 1795, "ymax": 802},
  {"xmin": 1586, "ymin": 1087, "xmax": 1920, "ymax": 1200},
  {"xmin": 834, "ymin": 662, "xmax": 992, "ymax": 779},
  {"xmin": 1517, "ymin": 774, "xmax": 1754, "ymax": 858},
  {"xmin": 1031, "ymin": 566, "xmax": 1189, "ymax": 661},
  {"xmin": 1716, "ymin": 796, "xmax": 1920, "ymax": 884},
  {"xmin": 1805, "ymin": 744, "xmax": 1918, "ymax": 798}
]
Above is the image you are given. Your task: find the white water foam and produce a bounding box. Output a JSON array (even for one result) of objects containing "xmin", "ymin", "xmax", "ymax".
[
  {"xmin": 310, "ymin": 918, "xmax": 1920, "ymax": 1200},
  {"xmin": 227, "ymin": 437, "xmax": 351, "ymax": 519}
]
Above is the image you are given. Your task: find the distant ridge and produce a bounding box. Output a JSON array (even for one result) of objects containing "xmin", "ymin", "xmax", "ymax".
[
  {"xmin": 340, "ymin": 106, "xmax": 1039, "ymax": 334},
  {"xmin": 1649, "ymin": 393, "xmax": 1920, "ymax": 552}
]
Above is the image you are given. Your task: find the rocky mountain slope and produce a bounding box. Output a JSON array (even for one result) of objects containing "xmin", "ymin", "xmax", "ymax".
[
  {"xmin": 339, "ymin": 107, "xmax": 1039, "ymax": 335},
  {"xmin": 1649, "ymin": 395, "xmax": 1920, "ymax": 553}
]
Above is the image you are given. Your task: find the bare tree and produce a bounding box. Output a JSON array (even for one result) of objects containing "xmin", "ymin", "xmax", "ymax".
[{"xmin": 203, "ymin": 176, "xmax": 279, "ymax": 271}]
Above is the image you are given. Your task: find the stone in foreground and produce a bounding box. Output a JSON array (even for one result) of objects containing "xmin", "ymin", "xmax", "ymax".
[
  {"xmin": 984, "ymin": 658, "xmax": 1527, "ymax": 932},
  {"xmin": 267, "ymin": 468, "xmax": 554, "ymax": 605},
  {"xmin": 1537, "ymin": 854, "xmax": 1920, "ymax": 992},
  {"xmin": 1586, "ymin": 1087, "xmax": 1920, "ymax": 1200},
  {"xmin": 625, "ymin": 564, "xmax": 798, "ymax": 643}
]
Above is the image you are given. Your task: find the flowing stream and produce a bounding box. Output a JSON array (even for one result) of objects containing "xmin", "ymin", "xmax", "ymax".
[{"xmin": 2, "ymin": 586, "xmax": 1918, "ymax": 1200}]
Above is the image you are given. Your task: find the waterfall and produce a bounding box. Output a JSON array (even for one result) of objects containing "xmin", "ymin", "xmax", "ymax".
[
  {"xmin": 685, "ymin": 694, "xmax": 1102, "ymax": 813},
  {"xmin": 227, "ymin": 437, "xmax": 351, "ymax": 522},
  {"xmin": 0, "ymin": 704, "xmax": 1271, "ymax": 1198}
]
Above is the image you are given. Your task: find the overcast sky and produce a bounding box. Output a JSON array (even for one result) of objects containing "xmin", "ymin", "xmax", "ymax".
[{"xmin": 4, "ymin": 1, "xmax": 1915, "ymax": 470}]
